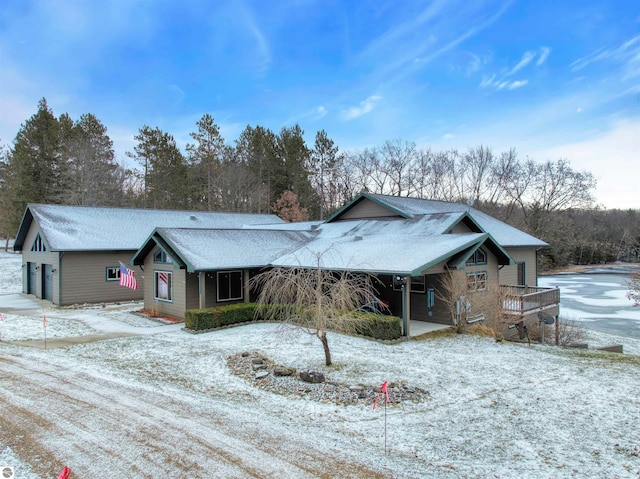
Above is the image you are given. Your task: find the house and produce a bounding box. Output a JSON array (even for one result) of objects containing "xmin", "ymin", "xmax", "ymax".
[
  {"xmin": 131, "ymin": 193, "xmax": 559, "ymax": 336},
  {"xmin": 12, "ymin": 204, "xmax": 283, "ymax": 306}
]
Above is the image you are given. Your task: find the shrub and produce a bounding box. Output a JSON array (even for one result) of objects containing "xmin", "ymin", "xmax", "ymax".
[
  {"xmin": 185, "ymin": 303, "xmax": 260, "ymax": 330},
  {"xmin": 527, "ymin": 316, "xmax": 586, "ymax": 346},
  {"xmin": 185, "ymin": 303, "xmax": 402, "ymax": 340},
  {"xmin": 352, "ymin": 312, "xmax": 402, "ymax": 340}
]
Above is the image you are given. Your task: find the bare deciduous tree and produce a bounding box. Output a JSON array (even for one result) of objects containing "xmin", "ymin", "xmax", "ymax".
[
  {"xmin": 250, "ymin": 257, "xmax": 378, "ymax": 366},
  {"xmin": 435, "ymin": 269, "xmax": 470, "ymax": 333}
]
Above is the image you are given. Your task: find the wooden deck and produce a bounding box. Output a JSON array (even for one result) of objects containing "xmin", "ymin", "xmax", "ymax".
[{"xmin": 500, "ymin": 285, "xmax": 560, "ymax": 317}]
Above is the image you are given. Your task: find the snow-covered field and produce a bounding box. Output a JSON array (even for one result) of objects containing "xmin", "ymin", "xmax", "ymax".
[{"xmin": 1, "ymin": 251, "xmax": 639, "ymax": 478}]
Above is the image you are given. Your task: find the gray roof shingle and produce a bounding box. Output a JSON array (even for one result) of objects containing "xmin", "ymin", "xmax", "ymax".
[{"xmin": 16, "ymin": 204, "xmax": 284, "ymax": 251}]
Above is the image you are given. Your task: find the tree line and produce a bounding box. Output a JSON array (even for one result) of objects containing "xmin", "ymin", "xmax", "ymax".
[{"xmin": 1, "ymin": 98, "xmax": 638, "ymax": 269}]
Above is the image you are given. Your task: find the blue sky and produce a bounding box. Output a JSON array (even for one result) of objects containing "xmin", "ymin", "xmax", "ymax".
[{"xmin": 1, "ymin": 0, "xmax": 639, "ymax": 209}]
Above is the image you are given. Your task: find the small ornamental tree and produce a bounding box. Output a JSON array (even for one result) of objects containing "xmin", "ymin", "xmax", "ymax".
[
  {"xmin": 271, "ymin": 190, "xmax": 309, "ymax": 223},
  {"xmin": 628, "ymin": 267, "xmax": 640, "ymax": 306},
  {"xmin": 250, "ymin": 256, "xmax": 378, "ymax": 366}
]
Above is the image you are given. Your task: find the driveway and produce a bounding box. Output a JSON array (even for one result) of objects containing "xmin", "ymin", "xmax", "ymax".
[{"xmin": 0, "ymin": 293, "xmax": 46, "ymax": 312}]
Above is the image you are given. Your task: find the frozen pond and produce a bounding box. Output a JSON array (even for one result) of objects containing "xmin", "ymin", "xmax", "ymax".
[{"xmin": 539, "ymin": 272, "xmax": 640, "ymax": 339}]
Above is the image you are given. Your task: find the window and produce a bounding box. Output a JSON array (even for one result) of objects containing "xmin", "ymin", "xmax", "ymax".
[
  {"xmin": 106, "ymin": 267, "xmax": 120, "ymax": 281},
  {"xmin": 467, "ymin": 271, "xmax": 487, "ymax": 292},
  {"xmin": 410, "ymin": 275, "xmax": 426, "ymax": 293},
  {"xmin": 466, "ymin": 248, "xmax": 487, "ymax": 266},
  {"xmin": 155, "ymin": 271, "xmax": 173, "ymax": 301},
  {"xmin": 517, "ymin": 262, "xmax": 526, "ymax": 286},
  {"xmin": 217, "ymin": 271, "xmax": 243, "ymax": 302},
  {"xmin": 153, "ymin": 249, "xmax": 173, "ymax": 264},
  {"xmin": 31, "ymin": 234, "xmax": 47, "ymax": 252}
]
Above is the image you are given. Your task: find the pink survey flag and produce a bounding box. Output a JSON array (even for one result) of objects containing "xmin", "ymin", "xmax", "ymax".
[
  {"xmin": 372, "ymin": 381, "xmax": 389, "ymax": 410},
  {"xmin": 57, "ymin": 466, "xmax": 71, "ymax": 479}
]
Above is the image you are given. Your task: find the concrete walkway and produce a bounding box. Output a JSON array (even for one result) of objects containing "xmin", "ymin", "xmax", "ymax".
[{"xmin": 409, "ymin": 320, "xmax": 452, "ymax": 338}]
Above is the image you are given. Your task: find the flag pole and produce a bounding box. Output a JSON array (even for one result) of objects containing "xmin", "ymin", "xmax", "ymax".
[
  {"xmin": 384, "ymin": 394, "xmax": 387, "ymax": 456},
  {"xmin": 43, "ymin": 315, "xmax": 47, "ymax": 350}
]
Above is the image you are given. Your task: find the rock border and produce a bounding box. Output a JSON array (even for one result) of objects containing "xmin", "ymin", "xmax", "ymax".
[{"xmin": 226, "ymin": 351, "xmax": 430, "ymax": 407}]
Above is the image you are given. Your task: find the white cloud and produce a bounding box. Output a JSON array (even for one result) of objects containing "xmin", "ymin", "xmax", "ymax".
[
  {"xmin": 443, "ymin": 133, "xmax": 455, "ymax": 140},
  {"xmin": 571, "ymin": 34, "xmax": 640, "ymax": 71},
  {"xmin": 341, "ymin": 95, "xmax": 383, "ymax": 120},
  {"xmin": 479, "ymin": 76, "xmax": 528, "ymax": 91},
  {"xmin": 537, "ymin": 46, "xmax": 551, "ymax": 66},
  {"xmin": 239, "ymin": 5, "xmax": 272, "ymax": 75},
  {"xmin": 508, "ymin": 51, "xmax": 536, "ymax": 75},
  {"xmin": 508, "ymin": 80, "xmax": 528, "ymax": 90},
  {"xmin": 529, "ymin": 119, "xmax": 640, "ymax": 209},
  {"xmin": 315, "ymin": 106, "xmax": 328, "ymax": 119}
]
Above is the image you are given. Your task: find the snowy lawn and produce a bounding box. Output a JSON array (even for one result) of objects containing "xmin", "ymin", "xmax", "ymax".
[{"xmin": 1, "ymin": 251, "xmax": 639, "ymax": 478}]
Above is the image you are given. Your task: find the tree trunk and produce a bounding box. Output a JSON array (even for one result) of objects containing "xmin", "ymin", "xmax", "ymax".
[{"xmin": 318, "ymin": 331, "xmax": 332, "ymax": 366}]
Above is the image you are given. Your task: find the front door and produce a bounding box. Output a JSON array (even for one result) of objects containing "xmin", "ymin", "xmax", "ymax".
[
  {"xmin": 42, "ymin": 264, "xmax": 53, "ymax": 301},
  {"xmin": 27, "ymin": 262, "xmax": 37, "ymax": 295}
]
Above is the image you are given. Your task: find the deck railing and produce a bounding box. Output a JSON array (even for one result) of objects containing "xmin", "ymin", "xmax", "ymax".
[{"xmin": 500, "ymin": 285, "xmax": 560, "ymax": 316}]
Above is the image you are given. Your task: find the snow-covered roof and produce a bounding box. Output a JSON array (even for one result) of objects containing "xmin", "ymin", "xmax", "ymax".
[
  {"xmin": 146, "ymin": 228, "xmax": 312, "ymax": 271},
  {"xmin": 338, "ymin": 193, "xmax": 547, "ymax": 248},
  {"xmin": 131, "ymin": 207, "xmax": 513, "ymax": 274},
  {"xmin": 272, "ymin": 232, "xmax": 488, "ymax": 275},
  {"xmin": 14, "ymin": 204, "xmax": 284, "ymax": 252}
]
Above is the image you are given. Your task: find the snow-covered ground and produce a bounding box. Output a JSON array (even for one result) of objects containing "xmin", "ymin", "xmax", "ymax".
[{"xmin": 1, "ymin": 251, "xmax": 639, "ymax": 478}]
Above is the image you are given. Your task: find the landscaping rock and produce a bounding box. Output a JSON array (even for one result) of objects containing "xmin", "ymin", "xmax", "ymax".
[
  {"xmin": 225, "ymin": 351, "xmax": 430, "ymax": 407},
  {"xmin": 274, "ymin": 366, "xmax": 295, "ymax": 377},
  {"xmin": 299, "ymin": 370, "xmax": 325, "ymax": 384}
]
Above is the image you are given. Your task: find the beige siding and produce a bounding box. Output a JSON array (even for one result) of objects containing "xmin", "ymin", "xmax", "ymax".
[
  {"xmin": 338, "ymin": 200, "xmax": 401, "ymax": 220},
  {"xmin": 450, "ymin": 222, "xmax": 473, "ymax": 234},
  {"xmin": 60, "ymin": 251, "xmax": 143, "ymax": 305},
  {"xmin": 20, "ymin": 223, "xmax": 144, "ymax": 305},
  {"xmin": 144, "ymin": 250, "xmax": 187, "ymax": 319},
  {"xmin": 499, "ymin": 247, "xmax": 538, "ymax": 286}
]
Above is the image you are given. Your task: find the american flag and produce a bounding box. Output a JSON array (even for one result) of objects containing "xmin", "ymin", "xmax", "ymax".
[{"xmin": 119, "ymin": 262, "xmax": 138, "ymax": 290}]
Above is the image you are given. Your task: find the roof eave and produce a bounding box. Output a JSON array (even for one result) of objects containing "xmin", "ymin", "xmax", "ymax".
[
  {"xmin": 409, "ymin": 234, "xmax": 490, "ymax": 276},
  {"xmin": 325, "ymin": 193, "xmax": 412, "ymax": 223}
]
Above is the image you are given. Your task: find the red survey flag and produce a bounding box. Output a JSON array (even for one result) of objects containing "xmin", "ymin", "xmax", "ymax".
[
  {"xmin": 57, "ymin": 466, "xmax": 71, "ymax": 479},
  {"xmin": 372, "ymin": 381, "xmax": 389, "ymax": 410},
  {"xmin": 43, "ymin": 315, "xmax": 47, "ymax": 327}
]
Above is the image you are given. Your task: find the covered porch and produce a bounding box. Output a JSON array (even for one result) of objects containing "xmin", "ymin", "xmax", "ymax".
[{"xmin": 409, "ymin": 320, "xmax": 452, "ymax": 338}]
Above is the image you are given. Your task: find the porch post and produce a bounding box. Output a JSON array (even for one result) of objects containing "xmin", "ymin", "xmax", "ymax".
[
  {"xmin": 402, "ymin": 277, "xmax": 412, "ymax": 337},
  {"xmin": 198, "ymin": 272, "xmax": 206, "ymax": 309},
  {"xmin": 243, "ymin": 270, "xmax": 250, "ymax": 303}
]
